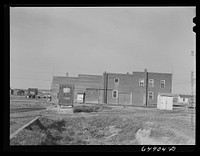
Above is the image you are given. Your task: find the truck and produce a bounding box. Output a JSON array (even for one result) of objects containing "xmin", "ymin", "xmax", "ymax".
[
  {"xmin": 27, "ymin": 88, "xmax": 38, "ymax": 99},
  {"xmin": 36, "ymin": 90, "xmax": 51, "ymax": 101}
]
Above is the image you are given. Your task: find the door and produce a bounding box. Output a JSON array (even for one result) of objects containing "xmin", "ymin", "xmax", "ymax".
[
  {"xmin": 118, "ymin": 93, "xmax": 132, "ymax": 105},
  {"xmin": 166, "ymin": 97, "xmax": 173, "ymax": 110},
  {"xmin": 58, "ymin": 84, "xmax": 74, "ymax": 106},
  {"xmin": 85, "ymin": 89, "xmax": 99, "ymax": 104}
]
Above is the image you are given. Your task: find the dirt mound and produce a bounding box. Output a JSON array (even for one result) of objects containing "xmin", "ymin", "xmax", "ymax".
[{"xmin": 135, "ymin": 121, "xmax": 193, "ymax": 145}]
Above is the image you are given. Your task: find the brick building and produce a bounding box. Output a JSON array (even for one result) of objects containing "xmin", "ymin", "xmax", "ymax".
[
  {"xmin": 51, "ymin": 73, "xmax": 103, "ymax": 104},
  {"xmin": 51, "ymin": 69, "xmax": 172, "ymax": 107}
]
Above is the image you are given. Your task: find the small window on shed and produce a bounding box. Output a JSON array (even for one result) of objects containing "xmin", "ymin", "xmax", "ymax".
[
  {"xmin": 139, "ymin": 79, "xmax": 144, "ymax": 87},
  {"xmin": 112, "ymin": 90, "xmax": 118, "ymax": 98},
  {"xmin": 160, "ymin": 80, "xmax": 165, "ymax": 88}
]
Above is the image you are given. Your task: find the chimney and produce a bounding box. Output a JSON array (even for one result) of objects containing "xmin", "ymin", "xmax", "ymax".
[{"xmin": 66, "ymin": 73, "xmax": 69, "ymax": 77}]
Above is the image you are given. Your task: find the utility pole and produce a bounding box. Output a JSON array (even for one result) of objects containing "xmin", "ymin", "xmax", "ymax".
[
  {"xmin": 191, "ymin": 51, "xmax": 196, "ymax": 107},
  {"xmin": 190, "ymin": 50, "xmax": 195, "ymax": 133},
  {"xmin": 191, "ymin": 71, "xmax": 194, "ymax": 106}
]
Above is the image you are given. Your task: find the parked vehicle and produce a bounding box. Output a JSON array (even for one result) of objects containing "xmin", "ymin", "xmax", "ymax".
[{"xmin": 27, "ymin": 88, "xmax": 38, "ymax": 99}]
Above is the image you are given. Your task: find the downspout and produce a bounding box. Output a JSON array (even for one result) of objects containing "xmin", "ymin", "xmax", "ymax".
[
  {"xmin": 105, "ymin": 72, "xmax": 108, "ymax": 104},
  {"xmin": 145, "ymin": 69, "xmax": 148, "ymax": 107},
  {"xmin": 103, "ymin": 71, "xmax": 108, "ymax": 104}
]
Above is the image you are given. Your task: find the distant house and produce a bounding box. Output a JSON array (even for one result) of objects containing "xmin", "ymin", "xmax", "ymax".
[
  {"xmin": 177, "ymin": 94, "xmax": 193, "ymax": 104},
  {"xmin": 17, "ymin": 89, "xmax": 25, "ymax": 95},
  {"xmin": 12, "ymin": 89, "xmax": 25, "ymax": 95}
]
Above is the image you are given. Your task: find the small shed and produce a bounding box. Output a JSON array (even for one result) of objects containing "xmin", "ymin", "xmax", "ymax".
[{"xmin": 157, "ymin": 93, "xmax": 173, "ymax": 110}]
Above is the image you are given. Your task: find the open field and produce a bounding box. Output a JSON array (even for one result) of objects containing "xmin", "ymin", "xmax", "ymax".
[{"xmin": 10, "ymin": 95, "xmax": 195, "ymax": 145}]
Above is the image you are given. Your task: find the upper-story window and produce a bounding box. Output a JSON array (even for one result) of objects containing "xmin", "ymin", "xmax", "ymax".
[
  {"xmin": 149, "ymin": 79, "xmax": 154, "ymax": 87},
  {"xmin": 114, "ymin": 78, "xmax": 119, "ymax": 84},
  {"xmin": 139, "ymin": 79, "xmax": 144, "ymax": 87},
  {"xmin": 112, "ymin": 90, "xmax": 118, "ymax": 98},
  {"xmin": 160, "ymin": 80, "xmax": 165, "ymax": 88}
]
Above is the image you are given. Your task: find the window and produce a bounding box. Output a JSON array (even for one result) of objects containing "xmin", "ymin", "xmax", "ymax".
[
  {"xmin": 149, "ymin": 79, "xmax": 154, "ymax": 87},
  {"xmin": 112, "ymin": 90, "xmax": 118, "ymax": 98},
  {"xmin": 148, "ymin": 92, "xmax": 154, "ymax": 100},
  {"xmin": 160, "ymin": 80, "xmax": 165, "ymax": 88},
  {"xmin": 139, "ymin": 79, "xmax": 144, "ymax": 87},
  {"xmin": 114, "ymin": 78, "xmax": 119, "ymax": 84}
]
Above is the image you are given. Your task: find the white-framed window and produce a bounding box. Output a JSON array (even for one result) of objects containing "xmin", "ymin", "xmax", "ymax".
[
  {"xmin": 149, "ymin": 79, "xmax": 154, "ymax": 87},
  {"xmin": 148, "ymin": 91, "xmax": 154, "ymax": 100},
  {"xmin": 114, "ymin": 78, "xmax": 119, "ymax": 84},
  {"xmin": 112, "ymin": 90, "xmax": 118, "ymax": 98},
  {"xmin": 139, "ymin": 79, "xmax": 144, "ymax": 87},
  {"xmin": 160, "ymin": 80, "xmax": 165, "ymax": 88}
]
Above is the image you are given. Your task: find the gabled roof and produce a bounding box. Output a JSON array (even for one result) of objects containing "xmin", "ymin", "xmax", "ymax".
[{"xmin": 179, "ymin": 94, "xmax": 193, "ymax": 98}]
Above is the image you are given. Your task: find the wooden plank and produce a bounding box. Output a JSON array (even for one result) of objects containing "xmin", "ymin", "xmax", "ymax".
[{"xmin": 10, "ymin": 115, "xmax": 41, "ymax": 140}]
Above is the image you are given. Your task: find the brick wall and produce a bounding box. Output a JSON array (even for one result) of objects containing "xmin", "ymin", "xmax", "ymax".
[
  {"xmin": 106, "ymin": 72, "xmax": 146, "ymax": 106},
  {"xmin": 51, "ymin": 75, "xmax": 103, "ymax": 104},
  {"xmin": 147, "ymin": 72, "xmax": 172, "ymax": 107},
  {"xmin": 51, "ymin": 70, "xmax": 172, "ymax": 107},
  {"xmin": 105, "ymin": 71, "xmax": 172, "ymax": 107}
]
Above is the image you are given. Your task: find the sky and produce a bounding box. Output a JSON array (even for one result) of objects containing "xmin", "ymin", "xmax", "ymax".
[{"xmin": 10, "ymin": 7, "xmax": 196, "ymax": 94}]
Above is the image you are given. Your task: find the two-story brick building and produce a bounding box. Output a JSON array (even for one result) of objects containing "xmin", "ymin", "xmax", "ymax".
[{"xmin": 51, "ymin": 69, "xmax": 172, "ymax": 107}]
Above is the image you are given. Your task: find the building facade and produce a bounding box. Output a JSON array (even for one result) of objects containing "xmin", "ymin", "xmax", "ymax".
[
  {"xmin": 51, "ymin": 74, "xmax": 103, "ymax": 104},
  {"xmin": 51, "ymin": 69, "xmax": 172, "ymax": 107}
]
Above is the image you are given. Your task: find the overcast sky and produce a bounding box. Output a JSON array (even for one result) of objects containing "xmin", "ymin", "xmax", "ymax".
[{"xmin": 10, "ymin": 7, "xmax": 196, "ymax": 94}]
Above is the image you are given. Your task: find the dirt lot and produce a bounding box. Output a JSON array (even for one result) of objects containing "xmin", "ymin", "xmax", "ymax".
[{"xmin": 10, "ymin": 95, "xmax": 195, "ymax": 145}]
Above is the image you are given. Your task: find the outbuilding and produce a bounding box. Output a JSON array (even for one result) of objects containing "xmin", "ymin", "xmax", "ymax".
[
  {"xmin": 177, "ymin": 94, "xmax": 193, "ymax": 104},
  {"xmin": 157, "ymin": 93, "xmax": 174, "ymax": 110}
]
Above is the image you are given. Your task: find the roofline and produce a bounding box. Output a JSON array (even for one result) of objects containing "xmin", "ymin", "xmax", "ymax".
[
  {"xmin": 148, "ymin": 72, "xmax": 172, "ymax": 75},
  {"xmin": 78, "ymin": 74, "xmax": 102, "ymax": 76},
  {"xmin": 53, "ymin": 76, "xmax": 78, "ymax": 79},
  {"xmin": 107, "ymin": 71, "xmax": 172, "ymax": 75}
]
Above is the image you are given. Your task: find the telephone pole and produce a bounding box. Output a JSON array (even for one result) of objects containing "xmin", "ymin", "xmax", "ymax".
[
  {"xmin": 191, "ymin": 51, "xmax": 195, "ymax": 107},
  {"xmin": 190, "ymin": 50, "xmax": 195, "ymax": 133}
]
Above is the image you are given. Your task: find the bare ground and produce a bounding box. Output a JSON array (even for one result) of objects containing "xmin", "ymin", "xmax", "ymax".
[{"xmin": 10, "ymin": 95, "xmax": 195, "ymax": 145}]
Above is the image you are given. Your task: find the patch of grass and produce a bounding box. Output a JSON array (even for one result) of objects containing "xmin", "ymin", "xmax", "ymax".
[
  {"xmin": 10, "ymin": 115, "xmax": 146, "ymax": 145},
  {"xmin": 73, "ymin": 104, "xmax": 111, "ymax": 113}
]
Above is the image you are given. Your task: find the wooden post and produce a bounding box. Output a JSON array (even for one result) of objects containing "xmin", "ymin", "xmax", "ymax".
[
  {"xmin": 97, "ymin": 89, "xmax": 99, "ymax": 104},
  {"xmin": 10, "ymin": 115, "xmax": 41, "ymax": 140},
  {"xmin": 130, "ymin": 93, "xmax": 132, "ymax": 105}
]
